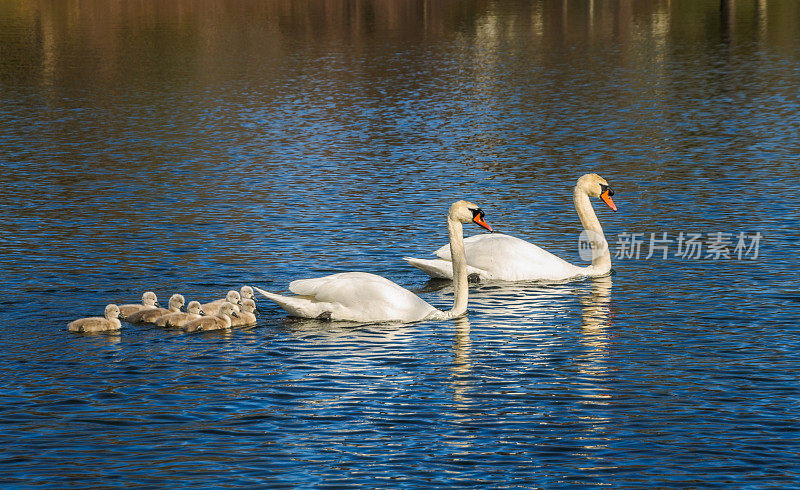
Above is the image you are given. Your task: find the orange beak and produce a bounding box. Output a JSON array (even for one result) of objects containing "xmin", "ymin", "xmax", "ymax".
[
  {"xmin": 600, "ymin": 190, "xmax": 617, "ymax": 212},
  {"xmin": 473, "ymin": 214, "xmax": 493, "ymax": 232}
]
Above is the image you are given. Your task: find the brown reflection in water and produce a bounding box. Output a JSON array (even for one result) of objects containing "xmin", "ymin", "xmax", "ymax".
[
  {"xmin": 2, "ymin": 0, "xmax": 490, "ymax": 87},
  {"xmin": 3, "ymin": 1, "xmax": 797, "ymax": 88}
]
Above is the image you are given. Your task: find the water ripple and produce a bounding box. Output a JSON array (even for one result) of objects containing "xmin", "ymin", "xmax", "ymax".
[{"xmin": 1, "ymin": 0, "xmax": 799, "ymax": 488}]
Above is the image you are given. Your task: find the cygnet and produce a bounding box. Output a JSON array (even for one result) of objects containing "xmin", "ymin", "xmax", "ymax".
[
  {"xmin": 183, "ymin": 302, "xmax": 237, "ymax": 333},
  {"xmin": 68, "ymin": 304, "xmax": 122, "ymax": 333},
  {"xmin": 127, "ymin": 294, "xmax": 185, "ymax": 324},
  {"xmin": 119, "ymin": 291, "xmax": 159, "ymax": 319},
  {"xmin": 155, "ymin": 300, "xmax": 204, "ymax": 328}
]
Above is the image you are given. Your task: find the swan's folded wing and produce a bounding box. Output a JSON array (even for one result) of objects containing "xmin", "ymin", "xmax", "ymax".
[
  {"xmin": 404, "ymin": 257, "xmax": 487, "ymax": 280},
  {"xmin": 434, "ymin": 233, "xmax": 583, "ymax": 281},
  {"xmin": 289, "ymin": 272, "xmax": 428, "ymax": 308},
  {"xmin": 288, "ymin": 272, "xmax": 435, "ymax": 322}
]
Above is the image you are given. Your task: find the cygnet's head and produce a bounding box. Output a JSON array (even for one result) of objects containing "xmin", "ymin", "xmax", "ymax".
[
  {"xmin": 142, "ymin": 291, "xmax": 158, "ymax": 307},
  {"xmin": 240, "ymin": 286, "xmax": 254, "ymax": 301},
  {"xmin": 219, "ymin": 302, "xmax": 239, "ymax": 318},
  {"xmin": 186, "ymin": 301, "xmax": 203, "ymax": 315},
  {"xmin": 576, "ymin": 173, "xmax": 617, "ymax": 211},
  {"xmin": 105, "ymin": 304, "xmax": 121, "ymax": 319},
  {"xmin": 225, "ymin": 290, "xmax": 242, "ymax": 305},
  {"xmin": 168, "ymin": 294, "xmax": 186, "ymax": 311},
  {"xmin": 241, "ymin": 298, "xmax": 256, "ymax": 314},
  {"xmin": 449, "ymin": 200, "xmax": 492, "ymax": 232}
]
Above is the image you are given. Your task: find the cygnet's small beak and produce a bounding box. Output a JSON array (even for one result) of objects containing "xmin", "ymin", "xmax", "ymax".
[
  {"xmin": 154, "ymin": 301, "xmax": 161, "ymax": 307},
  {"xmin": 232, "ymin": 311, "xmax": 239, "ymax": 318},
  {"xmin": 600, "ymin": 189, "xmax": 617, "ymax": 212},
  {"xmin": 199, "ymin": 309, "xmax": 206, "ymax": 316}
]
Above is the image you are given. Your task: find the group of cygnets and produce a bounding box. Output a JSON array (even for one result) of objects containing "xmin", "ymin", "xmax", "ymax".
[{"xmin": 67, "ymin": 286, "xmax": 257, "ymax": 333}]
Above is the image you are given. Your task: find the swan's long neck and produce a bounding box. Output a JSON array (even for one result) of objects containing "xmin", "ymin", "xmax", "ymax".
[
  {"xmin": 441, "ymin": 216, "xmax": 468, "ymax": 320},
  {"xmin": 574, "ymin": 186, "xmax": 611, "ymax": 274}
]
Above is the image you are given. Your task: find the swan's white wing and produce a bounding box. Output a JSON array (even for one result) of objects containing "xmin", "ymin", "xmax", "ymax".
[
  {"xmin": 403, "ymin": 257, "xmax": 487, "ymax": 279},
  {"xmin": 431, "ymin": 233, "xmax": 585, "ymax": 281},
  {"xmin": 259, "ymin": 272, "xmax": 437, "ymax": 323}
]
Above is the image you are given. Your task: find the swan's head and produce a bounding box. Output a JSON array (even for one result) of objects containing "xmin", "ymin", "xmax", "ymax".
[
  {"xmin": 168, "ymin": 294, "xmax": 186, "ymax": 311},
  {"xmin": 226, "ymin": 290, "xmax": 242, "ymax": 305},
  {"xmin": 142, "ymin": 291, "xmax": 158, "ymax": 307},
  {"xmin": 105, "ymin": 304, "xmax": 121, "ymax": 319},
  {"xmin": 186, "ymin": 301, "xmax": 203, "ymax": 315},
  {"xmin": 220, "ymin": 302, "xmax": 239, "ymax": 318},
  {"xmin": 449, "ymin": 200, "xmax": 493, "ymax": 232},
  {"xmin": 577, "ymin": 173, "xmax": 617, "ymax": 212},
  {"xmin": 240, "ymin": 286, "xmax": 254, "ymax": 301}
]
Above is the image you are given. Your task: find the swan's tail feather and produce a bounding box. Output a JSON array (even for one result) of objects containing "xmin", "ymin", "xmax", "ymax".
[
  {"xmin": 254, "ymin": 286, "xmax": 326, "ymax": 319},
  {"xmin": 403, "ymin": 257, "xmax": 454, "ymax": 279}
]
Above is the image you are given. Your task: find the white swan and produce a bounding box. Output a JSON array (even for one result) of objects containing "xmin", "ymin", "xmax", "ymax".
[
  {"xmin": 255, "ymin": 200, "xmax": 493, "ymax": 323},
  {"xmin": 405, "ymin": 174, "xmax": 617, "ymax": 282},
  {"xmin": 155, "ymin": 300, "xmax": 205, "ymax": 328},
  {"xmin": 126, "ymin": 294, "xmax": 185, "ymax": 324},
  {"xmin": 119, "ymin": 291, "xmax": 159, "ymax": 319},
  {"xmin": 68, "ymin": 304, "xmax": 122, "ymax": 333},
  {"xmin": 183, "ymin": 302, "xmax": 237, "ymax": 332}
]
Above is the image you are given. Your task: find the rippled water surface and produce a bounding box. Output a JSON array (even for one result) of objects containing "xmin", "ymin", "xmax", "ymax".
[{"xmin": 2, "ymin": 0, "xmax": 799, "ymax": 487}]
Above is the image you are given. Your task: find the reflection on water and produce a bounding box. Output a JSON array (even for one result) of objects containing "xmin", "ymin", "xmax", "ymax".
[
  {"xmin": 578, "ymin": 275, "xmax": 612, "ymax": 359},
  {"xmin": 1, "ymin": 0, "xmax": 800, "ymax": 487},
  {"xmin": 450, "ymin": 317, "xmax": 472, "ymax": 407}
]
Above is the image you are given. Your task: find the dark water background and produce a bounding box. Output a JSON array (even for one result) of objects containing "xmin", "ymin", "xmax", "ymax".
[{"xmin": 1, "ymin": 0, "xmax": 799, "ymax": 487}]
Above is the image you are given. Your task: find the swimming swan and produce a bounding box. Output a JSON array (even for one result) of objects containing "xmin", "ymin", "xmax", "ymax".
[
  {"xmin": 68, "ymin": 304, "xmax": 122, "ymax": 333},
  {"xmin": 404, "ymin": 174, "xmax": 616, "ymax": 282},
  {"xmin": 239, "ymin": 286, "xmax": 255, "ymax": 302},
  {"xmin": 126, "ymin": 294, "xmax": 185, "ymax": 324},
  {"xmin": 155, "ymin": 300, "xmax": 204, "ymax": 328},
  {"xmin": 202, "ymin": 290, "xmax": 241, "ymax": 315},
  {"xmin": 119, "ymin": 291, "xmax": 159, "ymax": 319},
  {"xmin": 230, "ymin": 298, "xmax": 257, "ymax": 327},
  {"xmin": 183, "ymin": 302, "xmax": 237, "ymax": 332},
  {"xmin": 255, "ymin": 200, "xmax": 492, "ymax": 323}
]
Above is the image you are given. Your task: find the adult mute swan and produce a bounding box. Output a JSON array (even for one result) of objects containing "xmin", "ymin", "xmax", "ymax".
[
  {"xmin": 404, "ymin": 174, "xmax": 616, "ymax": 282},
  {"xmin": 255, "ymin": 200, "xmax": 493, "ymax": 323}
]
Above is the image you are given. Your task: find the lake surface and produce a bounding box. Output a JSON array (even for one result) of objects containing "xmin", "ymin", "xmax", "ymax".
[{"xmin": 1, "ymin": 0, "xmax": 799, "ymax": 487}]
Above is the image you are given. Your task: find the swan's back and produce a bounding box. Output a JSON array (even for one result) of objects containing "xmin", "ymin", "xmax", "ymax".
[
  {"xmin": 289, "ymin": 272, "xmax": 435, "ymax": 322},
  {"xmin": 435, "ymin": 233, "xmax": 584, "ymax": 281}
]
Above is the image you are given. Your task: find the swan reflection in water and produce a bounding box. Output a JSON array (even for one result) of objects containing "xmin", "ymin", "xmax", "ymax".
[
  {"xmin": 427, "ymin": 276, "xmax": 615, "ymax": 414},
  {"xmin": 577, "ymin": 274, "xmax": 613, "ymax": 353},
  {"xmin": 421, "ymin": 275, "xmax": 612, "ymax": 331},
  {"xmin": 450, "ymin": 316, "xmax": 473, "ymax": 407},
  {"xmin": 276, "ymin": 316, "xmax": 419, "ymax": 344}
]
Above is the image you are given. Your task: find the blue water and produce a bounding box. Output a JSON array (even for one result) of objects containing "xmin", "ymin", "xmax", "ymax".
[{"xmin": 1, "ymin": 1, "xmax": 799, "ymax": 487}]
